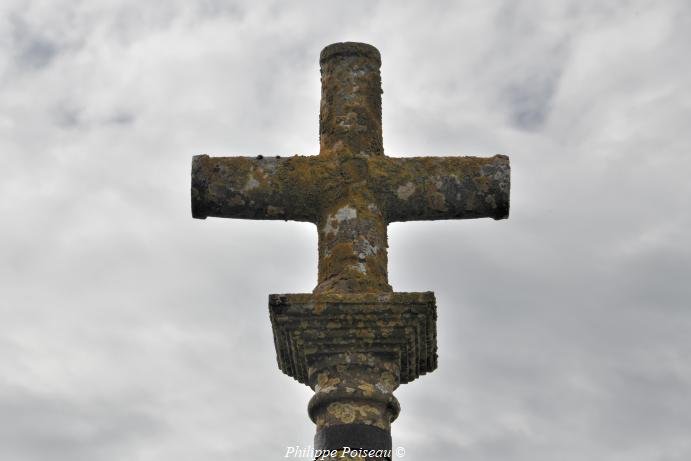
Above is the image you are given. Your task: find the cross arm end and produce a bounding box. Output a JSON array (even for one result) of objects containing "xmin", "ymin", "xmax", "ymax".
[
  {"xmin": 380, "ymin": 154, "xmax": 510, "ymax": 223},
  {"xmin": 191, "ymin": 154, "xmax": 320, "ymax": 223}
]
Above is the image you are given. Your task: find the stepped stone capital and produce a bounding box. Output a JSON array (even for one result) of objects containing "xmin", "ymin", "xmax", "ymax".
[{"xmin": 269, "ymin": 292, "xmax": 438, "ymax": 386}]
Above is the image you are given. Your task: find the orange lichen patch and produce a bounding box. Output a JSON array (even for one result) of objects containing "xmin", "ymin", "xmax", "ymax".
[
  {"xmin": 379, "ymin": 372, "xmax": 396, "ymax": 392},
  {"xmin": 313, "ymin": 302, "xmax": 326, "ymax": 314},
  {"xmin": 327, "ymin": 402, "xmax": 357, "ymax": 424},
  {"xmin": 266, "ymin": 205, "xmax": 284, "ymax": 217},
  {"xmin": 354, "ymin": 329, "xmax": 376, "ymax": 339},
  {"xmin": 357, "ymin": 383, "xmax": 375, "ymax": 395},
  {"xmin": 323, "ymin": 401, "xmax": 387, "ymax": 428},
  {"xmin": 321, "ymin": 242, "xmax": 357, "ymax": 279},
  {"xmin": 475, "ymin": 174, "xmax": 491, "ymax": 192},
  {"xmin": 424, "ymin": 183, "xmax": 448, "ymax": 212},
  {"xmin": 316, "ymin": 373, "xmax": 341, "ymax": 393}
]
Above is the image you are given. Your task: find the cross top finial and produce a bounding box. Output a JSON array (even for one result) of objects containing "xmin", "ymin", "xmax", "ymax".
[
  {"xmin": 319, "ymin": 42, "xmax": 384, "ymax": 158},
  {"xmin": 319, "ymin": 42, "xmax": 381, "ymax": 64}
]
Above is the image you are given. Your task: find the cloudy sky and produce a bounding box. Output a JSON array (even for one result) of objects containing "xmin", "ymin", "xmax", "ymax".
[{"xmin": 1, "ymin": 1, "xmax": 690, "ymax": 460}]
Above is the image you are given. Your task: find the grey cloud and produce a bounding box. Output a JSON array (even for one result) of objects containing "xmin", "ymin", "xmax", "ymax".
[
  {"xmin": 194, "ymin": 0, "xmax": 245, "ymax": 20},
  {"xmin": 106, "ymin": 111, "xmax": 136, "ymax": 126},
  {"xmin": 0, "ymin": 386, "xmax": 163, "ymax": 461},
  {"xmin": 491, "ymin": 4, "xmax": 572, "ymax": 131},
  {"xmin": 504, "ymin": 72, "xmax": 560, "ymax": 130},
  {"xmin": 10, "ymin": 16, "xmax": 60, "ymax": 70},
  {"xmin": 15, "ymin": 37, "xmax": 58, "ymax": 70},
  {"xmin": 53, "ymin": 105, "xmax": 82, "ymax": 129}
]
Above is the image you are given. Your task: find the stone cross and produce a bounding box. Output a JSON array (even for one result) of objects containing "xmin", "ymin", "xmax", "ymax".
[{"xmin": 191, "ymin": 42, "xmax": 510, "ymax": 459}]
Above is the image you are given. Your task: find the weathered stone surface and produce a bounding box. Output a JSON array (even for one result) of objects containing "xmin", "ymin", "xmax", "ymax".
[
  {"xmin": 192, "ymin": 41, "xmax": 510, "ymax": 295},
  {"xmin": 190, "ymin": 41, "xmax": 511, "ymax": 460}
]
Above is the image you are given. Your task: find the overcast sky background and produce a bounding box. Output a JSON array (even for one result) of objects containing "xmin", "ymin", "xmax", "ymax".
[{"xmin": 1, "ymin": 1, "xmax": 690, "ymax": 460}]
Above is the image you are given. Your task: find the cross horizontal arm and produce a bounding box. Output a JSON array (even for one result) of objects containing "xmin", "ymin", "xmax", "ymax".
[
  {"xmin": 191, "ymin": 154, "xmax": 324, "ymax": 223},
  {"xmin": 372, "ymin": 155, "xmax": 510, "ymax": 223}
]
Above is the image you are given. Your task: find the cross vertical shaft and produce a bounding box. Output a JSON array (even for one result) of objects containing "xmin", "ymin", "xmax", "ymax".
[{"xmin": 316, "ymin": 43, "xmax": 390, "ymax": 294}]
